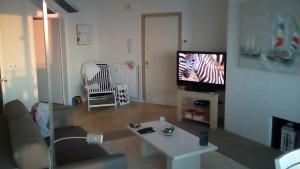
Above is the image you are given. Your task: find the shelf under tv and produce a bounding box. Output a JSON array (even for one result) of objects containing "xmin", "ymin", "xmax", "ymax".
[
  {"xmin": 184, "ymin": 111, "xmax": 210, "ymax": 124},
  {"xmin": 184, "ymin": 85, "xmax": 223, "ymax": 93},
  {"xmin": 177, "ymin": 89, "xmax": 222, "ymax": 129}
]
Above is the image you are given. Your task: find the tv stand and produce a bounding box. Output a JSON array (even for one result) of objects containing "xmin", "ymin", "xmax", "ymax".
[
  {"xmin": 184, "ymin": 86, "xmax": 218, "ymax": 92},
  {"xmin": 177, "ymin": 89, "xmax": 221, "ymax": 129}
]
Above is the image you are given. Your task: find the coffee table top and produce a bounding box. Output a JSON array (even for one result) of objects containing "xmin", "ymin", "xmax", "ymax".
[{"xmin": 128, "ymin": 120, "xmax": 218, "ymax": 160}]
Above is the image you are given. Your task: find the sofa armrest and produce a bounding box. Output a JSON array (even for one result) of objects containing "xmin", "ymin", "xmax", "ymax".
[
  {"xmin": 8, "ymin": 111, "xmax": 49, "ymax": 169},
  {"xmin": 57, "ymin": 154, "xmax": 127, "ymax": 169}
]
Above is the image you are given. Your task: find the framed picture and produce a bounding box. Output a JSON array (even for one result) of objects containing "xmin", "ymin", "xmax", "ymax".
[
  {"xmin": 77, "ymin": 24, "xmax": 92, "ymax": 45},
  {"xmin": 239, "ymin": 0, "xmax": 300, "ymax": 74}
]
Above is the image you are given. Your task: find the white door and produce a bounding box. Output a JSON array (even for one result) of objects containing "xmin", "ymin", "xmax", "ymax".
[
  {"xmin": 144, "ymin": 15, "xmax": 180, "ymax": 106},
  {"xmin": 0, "ymin": 14, "xmax": 39, "ymax": 109},
  {"xmin": 33, "ymin": 18, "xmax": 64, "ymax": 104}
]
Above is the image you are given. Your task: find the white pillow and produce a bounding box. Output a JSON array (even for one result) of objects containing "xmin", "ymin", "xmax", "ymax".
[{"xmin": 32, "ymin": 102, "xmax": 50, "ymax": 138}]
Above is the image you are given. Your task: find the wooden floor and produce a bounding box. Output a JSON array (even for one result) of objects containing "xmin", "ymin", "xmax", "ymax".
[
  {"xmin": 72, "ymin": 102, "xmax": 177, "ymax": 133},
  {"xmin": 70, "ymin": 102, "xmax": 281, "ymax": 169}
]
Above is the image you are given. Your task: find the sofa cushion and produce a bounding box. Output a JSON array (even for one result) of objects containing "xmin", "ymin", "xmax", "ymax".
[
  {"xmin": 56, "ymin": 143, "xmax": 109, "ymax": 166},
  {"xmin": 6, "ymin": 100, "xmax": 49, "ymax": 169},
  {"xmin": 0, "ymin": 115, "xmax": 17, "ymax": 169},
  {"xmin": 53, "ymin": 126, "xmax": 109, "ymax": 166},
  {"xmin": 57, "ymin": 154, "xmax": 127, "ymax": 169},
  {"xmin": 53, "ymin": 126, "xmax": 90, "ymax": 152},
  {"xmin": 4, "ymin": 99, "xmax": 30, "ymax": 121}
]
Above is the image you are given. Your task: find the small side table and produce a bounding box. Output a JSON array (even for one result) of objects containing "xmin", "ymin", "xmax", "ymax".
[{"xmin": 114, "ymin": 84, "xmax": 130, "ymax": 105}]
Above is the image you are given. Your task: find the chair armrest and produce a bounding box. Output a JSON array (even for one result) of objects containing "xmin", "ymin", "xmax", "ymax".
[{"xmin": 57, "ymin": 154, "xmax": 127, "ymax": 169}]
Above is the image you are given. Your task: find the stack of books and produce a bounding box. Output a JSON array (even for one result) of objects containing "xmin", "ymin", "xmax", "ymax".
[{"xmin": 184, "ymin": 109, "xmax": 205, "ymax": 121}]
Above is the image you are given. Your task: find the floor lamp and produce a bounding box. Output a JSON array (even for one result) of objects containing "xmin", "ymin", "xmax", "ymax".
[
  {"xmin": 42, "ymin": 0, "xmax": 56, "ymax": 168},
  {"xmin": 41, "ymin": 1, "xmax": 101, "ymax": 168}
]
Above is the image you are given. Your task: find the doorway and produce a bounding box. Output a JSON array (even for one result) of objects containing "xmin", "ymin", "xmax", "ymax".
[
  {"xmin": 33, "ymin": 17, "xmax": 64, "ymax": 104},
  {"xmin": 142, "ymin": 13, "xmax": 182, "ymax": 106}
]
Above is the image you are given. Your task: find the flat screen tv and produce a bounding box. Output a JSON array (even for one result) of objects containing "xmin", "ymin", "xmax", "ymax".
[{"xmin": 177, "ymin": 51, "xmax": 226, "ymax": 92}]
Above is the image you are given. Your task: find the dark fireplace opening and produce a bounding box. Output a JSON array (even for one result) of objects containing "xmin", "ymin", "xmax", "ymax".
[{"xmin": 271, "ymin": 116, "xmax": 300, "ymax": 150}]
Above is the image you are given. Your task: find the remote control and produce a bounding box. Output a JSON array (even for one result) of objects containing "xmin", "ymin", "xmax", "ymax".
[{"xmin": 137, "ymin": 127, "xmax": 155, "ymax": 134}]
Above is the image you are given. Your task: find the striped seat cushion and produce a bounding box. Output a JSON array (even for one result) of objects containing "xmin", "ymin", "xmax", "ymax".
[{"xmin": 85, "ymin": 64, "xmax": 115, "ymax": 93}]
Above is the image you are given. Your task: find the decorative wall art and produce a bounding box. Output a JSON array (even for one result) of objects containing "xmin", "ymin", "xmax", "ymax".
[
  {"xmin": 77, "ymin": 24, "xmax": 92, "ymax": 45},
  {"xmin": 239, "ymin": 0, "xmax": 300, "ymax": 74}
]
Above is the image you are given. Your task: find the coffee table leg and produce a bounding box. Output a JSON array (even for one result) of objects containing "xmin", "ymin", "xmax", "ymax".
[
  {"xmin": 167, "ymin": 155, "xmax": 201, "ymax": 169},
  {"xmin": 140, "ymin": 140, "xmax": 158, "ymax": 157}
]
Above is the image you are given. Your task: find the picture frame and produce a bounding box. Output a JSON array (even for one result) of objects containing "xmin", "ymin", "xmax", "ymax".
[
  {"xmin": 239, "ymin": 0, "xmax": 300, "ymax": 74},
  {"xmin": 77, "ymin": 24, "xmax": 92, "ymax": 45}
]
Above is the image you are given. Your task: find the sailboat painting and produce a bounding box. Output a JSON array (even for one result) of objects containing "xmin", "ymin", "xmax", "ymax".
[{"xmin": 239, "ymin": 0, "xmax": 300, "ymax": 74}]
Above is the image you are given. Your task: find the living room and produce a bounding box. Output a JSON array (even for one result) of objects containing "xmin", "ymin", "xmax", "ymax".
[{"xmin": 1, "ymin": 0, "xmax": 300, "ymax": 169}]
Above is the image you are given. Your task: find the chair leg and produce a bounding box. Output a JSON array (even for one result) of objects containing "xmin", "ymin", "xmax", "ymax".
[{"xmin": 88, "ymin": 93, "xmax": 91, "ymax": 112}]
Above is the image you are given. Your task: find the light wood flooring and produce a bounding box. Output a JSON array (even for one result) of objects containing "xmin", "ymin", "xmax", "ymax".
[
  {"xmin": 72, "ymin": 102, "xmax": 177, "ymax": 133},
  {"xmin": 69, "ymin": 102, "xmax": 281, "ymax": 169}
]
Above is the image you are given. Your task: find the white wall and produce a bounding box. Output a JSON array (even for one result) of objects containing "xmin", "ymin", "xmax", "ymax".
[
  {"xmin": 63, "ymin": 0, "xmax": 101, "ymax": 103},
  {"xmin": 0, "ymin": 0, "xmax": 40, "ymax": 109},
  {"xmin": 189, "ymin": 0, "xmax": 228, "ymax": 51},
  {"xmin": 0, "ymin": 0, "xmax": 228, "ymax": 108},
  {"xmin": 63, "ymin": 0, "xmax": 228, "ymax": 104},
  {"xmin": 225, "ymin": 0, "xmax": 300, "ymax": 145}
]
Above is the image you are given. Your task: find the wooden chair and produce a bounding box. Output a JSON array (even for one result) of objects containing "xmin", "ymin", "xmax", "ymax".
[
  {"xmin": 84, "ymin": 64, "xmax": 117, "ymax": 111},
  {"xmin": 275, "ymin": 149, "xmax": 300, "ymax": 169}
]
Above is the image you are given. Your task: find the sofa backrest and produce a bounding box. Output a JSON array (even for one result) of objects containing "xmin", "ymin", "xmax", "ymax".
[
  {"xmin": 4, "ymin": 99, "xmax": 49, "ymax": 169},
  {"xmin": 4, "ymin": 99, "xmax": 30, "ymax": 120}
]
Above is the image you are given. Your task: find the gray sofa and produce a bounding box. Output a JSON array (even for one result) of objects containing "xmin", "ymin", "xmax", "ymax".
[{"xmin": 0, "ymin": 99, "xmax": 127, "ymax": 169}]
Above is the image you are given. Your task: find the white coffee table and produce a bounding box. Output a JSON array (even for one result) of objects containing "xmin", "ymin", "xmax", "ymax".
[{"xmin": 128, "ymin": 121, "xmax": 218, "ymax": 169}]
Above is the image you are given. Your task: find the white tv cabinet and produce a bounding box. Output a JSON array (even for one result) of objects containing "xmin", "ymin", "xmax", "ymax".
[{"xmin": 177, "ymin": 89, "xmax": 222, "ymax": 129}]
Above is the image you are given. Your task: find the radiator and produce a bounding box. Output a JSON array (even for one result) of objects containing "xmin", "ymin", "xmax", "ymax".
[{"xmin": 109, "ymin": 64, "xmax": 139, "ymax": 101}]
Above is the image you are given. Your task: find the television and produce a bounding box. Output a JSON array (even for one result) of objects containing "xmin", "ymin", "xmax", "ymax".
[{"xmin": 177, "ymin": 51, "xmax": 226, "ymax": 92}]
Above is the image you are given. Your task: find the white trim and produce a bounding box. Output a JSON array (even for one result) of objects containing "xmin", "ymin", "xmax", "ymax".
[
  {"xmin": 34, "ymin": 12, "xmax": 59, "ymax": 19},
  {"xmin": 57, "ymin": 16, "xmax": 66, "ymax": 105},
  {"xmin": 268, "ymin": 116, "xmax": 273, "ymax": 147},
  {"xmin": 33, "ymin": 13, "xmax": 68, "ymax": 105}
]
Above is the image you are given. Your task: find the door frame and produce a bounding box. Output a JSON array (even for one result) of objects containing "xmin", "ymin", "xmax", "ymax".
[
  {"xmin": 33, "ymin": 14, "xmax": 67, "ymax": 104},
  {"xmin": 141, "ymin": 12, "xmax": 182, "ymax": 101},
  {"xmin": 0, "ymin": 33, "xmax": 3, "ymax": 113}
]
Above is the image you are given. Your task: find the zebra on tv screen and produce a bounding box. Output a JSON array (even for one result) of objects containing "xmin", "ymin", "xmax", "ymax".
[{"xmin": 177, "ymin": 51, "xmax": 226, "ymax": 85}]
